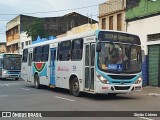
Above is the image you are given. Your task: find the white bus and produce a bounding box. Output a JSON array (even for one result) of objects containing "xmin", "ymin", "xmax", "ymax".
[
  {"xmin": 21, "ymin": 30, "xmax": 142, "ymax": 96},
  {"xmin": 0, "ymin": 53, "xmax": 22, "ymax": 80}
]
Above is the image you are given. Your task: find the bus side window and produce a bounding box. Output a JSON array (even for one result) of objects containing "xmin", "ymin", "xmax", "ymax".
[
  {"xmin": 71, "ymin": 38, "xmax": 83, "ymax": 61},
  {"xmin": 22, "ymin": 49, "xmax": 28, "ymax": 63},
  {"xmin": 59, "ymin": 40, "xmax": 71, "ymax": 61},
  {"xmin": 33, "ymin": 46, "xmax": 42, "ymax": 62},
  {"xmin": 42, "ymin": 45, "xmax": 49, "ymax": 62}
]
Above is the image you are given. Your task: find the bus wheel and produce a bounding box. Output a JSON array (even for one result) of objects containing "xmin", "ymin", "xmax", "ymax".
[
  {"xmin": 34, "ymin": 74, "xmax": 41, "ymax": 89},
  {"xmin": 71, "ymin": 77, "xmax": 81, "ymax": 97}
]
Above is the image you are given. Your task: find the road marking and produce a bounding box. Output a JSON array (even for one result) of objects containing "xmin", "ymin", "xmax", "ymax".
[
  {"xmin": 0, "ymin": 83, "xmax": 20, "ymax": 87},
  {"xmin": 4, "ymin": 84, "xmax": 9, "ymax": 86},
  {"xmin": 147, "ymin": 93, "xmax": 160, "ymax": 96},
  {"xmin": 54, "ymin": 96, "xmax": 75, "ymax": 102},
  {"xmin": 0, "ymin": 84, "xmax": 9, "ymax": 87},
  {"xmin": 0, "ymin": 94, "xmax": 9, "ymax": 97},
  {"xmin": 22, "ymin": 88, "xmax": 30, "ymax": 90},
  {"xmin": 139, "ymin": 117, "xmax": 154, "ymax": 120}
]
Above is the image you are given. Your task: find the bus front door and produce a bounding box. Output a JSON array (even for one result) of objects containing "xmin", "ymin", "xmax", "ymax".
[
  {"xmin": 50, "ymin": 48, "xmax": 56, "ymax": 86},
  {"xmin": 85, "ymin": 43, "xmax": 95, "ymax": 91}
]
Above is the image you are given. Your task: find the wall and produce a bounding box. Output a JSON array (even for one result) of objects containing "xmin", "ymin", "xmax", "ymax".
[
  {"xmin": 0, "ymin": 43, "xmax": 6, "ymax": 53},
  {"xmin": 20, "ymin": 32, "xmax": 32, "ymax": 53},
  {"xmin": 99, "ymin": 0, "xmax": 125, "ymax": 17},
  {"xmin": 127, "ymin": 15, "xmax": 160, "ymax": 55},
  {"xmin": 99, "ymin": 0, "xmax": 126, "ymax": 31},
  {"xmin": 57, "ymin": 23, "xmax": 98, "ymax": 38},
  {"xmin": 126, "ymin": 0, "xmax": 160, "ymax": 21},
  {"xmin": 99, "ymin": 11, "xmax": 126, "ymax": 31}
]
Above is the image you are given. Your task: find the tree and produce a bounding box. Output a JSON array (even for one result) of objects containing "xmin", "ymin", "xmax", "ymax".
[{"xmin": 24, "ymin": 18, "xmax": 49, "ymax": 40}]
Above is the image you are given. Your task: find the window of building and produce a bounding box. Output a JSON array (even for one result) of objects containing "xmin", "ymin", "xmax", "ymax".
[
  {"xmin": 109, "ymin": 16, "xmax": 113, "ymax": 30},
  {"xmin": 102, "ymin": 18, "xmax": 106, "ymax": 29},
  {"xmin": 148, "ymin": 33, "xmax": 160, "ymax": 42},
  {"xmin": 22, "ymin": 49, "xmax": 28, "ymax": 62},
  {"xmin": 25, "ymin": 41, "xmax": 28, "ymax": 46},
  {"xmin": 41, "ymin": 45, "xmax": 49, "ymax": 62},
  {"xmin": 117, "ymin": 13, "xmax": 122, "ymax": 31},
  {"xmin": 21, "ymin": 42, "xmax": 24, "ymax": 49},
  {"xmin": 29, "ymin": 40, "xmax": 31, "ymax": 45},
  {"xmin": 58, "ymin": 40, "xmax": 71, "ymax": 61},
  {"xmin": 71, "ymin": 38, "xmax": 83, "ymax": 61}
]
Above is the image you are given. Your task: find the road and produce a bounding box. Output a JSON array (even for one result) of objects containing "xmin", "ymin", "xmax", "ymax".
[{"xmin": 0, "ymin": 79, "xmax": 159, "ymax": 120}]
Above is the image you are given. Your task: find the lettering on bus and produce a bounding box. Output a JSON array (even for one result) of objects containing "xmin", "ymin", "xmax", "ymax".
[
  {"xmin": 57, "ymin": 66, "xmax": 69, "ymax": 72},
  {"xmin": 98, "ymin": 31, "xmax": 141, "ymax": 45},
  {"xmin": 104, "ymin": 34, "xmax": 134, "ymax": 42}
]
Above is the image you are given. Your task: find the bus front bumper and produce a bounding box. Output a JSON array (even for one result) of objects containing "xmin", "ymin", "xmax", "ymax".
[
  {"xmin": 1, "ymin": 74, "xmax": 20, "ymax": 79},
  {"xmin": 96, "ymin": 82, "xmax": 142, "ymax": 94}
]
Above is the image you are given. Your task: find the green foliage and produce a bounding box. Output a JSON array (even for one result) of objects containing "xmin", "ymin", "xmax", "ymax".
[{"xmin": 23, "ymin": 18, "xmax": 49, "ymax": 40}]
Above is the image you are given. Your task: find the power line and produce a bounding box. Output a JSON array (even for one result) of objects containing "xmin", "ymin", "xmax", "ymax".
[
  {"xmin": 0, "ymin": 0, "xmax": 122, "ymax": 16},
  {"xmin": 0, "ymin": 4, "xmax": 99, "ymax": 16}
]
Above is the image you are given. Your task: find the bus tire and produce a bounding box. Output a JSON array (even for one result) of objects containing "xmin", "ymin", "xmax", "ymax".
[
  {"xmin": 34, "ymin": 74, "xmax": 41, "ymax": 89},
  {"xmin": 71, "ymin": 77, "xmax": 81, "ymax": 97}
]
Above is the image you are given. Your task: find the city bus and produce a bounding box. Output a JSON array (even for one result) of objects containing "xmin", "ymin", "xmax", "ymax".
[
  {"xmin": 0, "ymin": 53, "xmax": 22, "ymax": 80},
  {"xmin": 21, "ymin": 30, "xmax": 142, "ymax": 96}
]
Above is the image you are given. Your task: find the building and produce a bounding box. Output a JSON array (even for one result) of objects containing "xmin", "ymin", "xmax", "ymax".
[
  {"xmin": 0, "ymin": 42, "xmax": 6, "ymax": 53},
  {"xmin": 99, "ymin": 0, "xmax": 126, "ymax": 31},
  {"xmin": 6, "ymin": 15, "xmax": 36, "ymax": 53},
  {"xmin": 57, "ymin": 23, "xmax": 99, "ymax": 38},
  {"xmin": 6, "ymin": 12, "xmax": 98, "ymax": 53},
  {"xmin": 43, "ymin": 12, "xmax": 98, "ymax": 37},
  {"xmin": 126, "ymin": 0, "xmax": 160, "ymax": 87}
]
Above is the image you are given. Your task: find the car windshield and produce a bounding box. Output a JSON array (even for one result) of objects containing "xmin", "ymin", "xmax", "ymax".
[
  {"xmin": 98, "ymin": 42, "xmax": 142, "ymax": 73},
  {"xmin": 3, "ymin": 57, "xmax": 21, "ymax": 70}
]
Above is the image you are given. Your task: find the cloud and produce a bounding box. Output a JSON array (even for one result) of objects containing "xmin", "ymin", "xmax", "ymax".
[{"xmin": 0, "ymin": 0, "xmax": 105, "ymax": 42}]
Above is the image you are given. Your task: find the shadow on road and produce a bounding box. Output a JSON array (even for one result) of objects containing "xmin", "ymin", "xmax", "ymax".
[
  {"xmin": 0, "ymin": 78, "xmax": 23, "ymax": 81},
  {"xmin": 25, "ymin": 85, "xmax": 139, "ymax": 101}
]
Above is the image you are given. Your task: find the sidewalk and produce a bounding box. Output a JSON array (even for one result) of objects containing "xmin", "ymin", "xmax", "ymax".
[{"xmin": 142, "ymin": 86, "xmax": 160, "ymax": 96}]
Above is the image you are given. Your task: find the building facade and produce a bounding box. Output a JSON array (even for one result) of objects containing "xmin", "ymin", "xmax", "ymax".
[
  {"xmin": 6, "ymin": 12, "xmax": 98, "ymax": 53},
  {"xmin": 126, "ymin": 0, "xmax": 160, "ymax": 87},
  {"xmin": 43, "ymin": 12, "xmax": 98, "ymax": 37},
  {"xmin": 6, "ymin": 15, "xmax": 35, "ymax": 53},
  {"xmin": 57, "ymin": 23, "xmax": 99, "ymax": 38},
  {"xmin": 0, "ymin": 42, "xmax": 6, "ymax": 53},
  {"xmin": 99, "ymin": 0, "xmax": 126, "ymax": 31}
]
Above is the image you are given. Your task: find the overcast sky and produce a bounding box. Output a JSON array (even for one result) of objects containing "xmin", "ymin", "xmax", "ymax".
[{"xmin": 0, "ymin": 0, "xmax": 106, "ymax": 42}]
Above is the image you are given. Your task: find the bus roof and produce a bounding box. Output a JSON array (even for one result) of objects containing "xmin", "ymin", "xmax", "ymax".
[
  {"xmin": 24, "ymin": 30, "xmax": 96, "ymax": 49},
  {"xmin": 0, "ymin": 53, "xmax": 22, "ymax": 55},
  {"xmin": 0, "ymin": 53, "xmax": 22, "ymax": 58},
  {"xmin": 23, "ymin": 29, "xmax": 140, "ymax": 49}
]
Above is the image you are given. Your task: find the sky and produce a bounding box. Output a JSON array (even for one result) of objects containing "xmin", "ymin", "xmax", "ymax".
[{"xmin": 0, "ymin": 0, "xmax": 106, "ymax": 42}]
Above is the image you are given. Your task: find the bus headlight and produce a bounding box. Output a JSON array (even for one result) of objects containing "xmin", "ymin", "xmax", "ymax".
[
  {"xmin": 134, "ymin": 76, "xmax": 142, "ymax": 84},
  {"xmin": 3, "ymin": 70, "xmax": 7, "ymax": 74},
  {"xmin": 97, "ymin": 75, "xmax": 109, "ymax": 84}
]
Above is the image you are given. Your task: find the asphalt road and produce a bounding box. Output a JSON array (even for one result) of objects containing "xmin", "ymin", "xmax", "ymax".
[{"xmin": 0, "ymin": 79, "xmax": 159, "ymax": 120}]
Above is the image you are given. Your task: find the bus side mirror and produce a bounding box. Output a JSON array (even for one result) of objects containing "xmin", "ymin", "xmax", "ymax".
[{"xmin": 96, "ymin": 42, "xmax": 101, "ymax": 52}]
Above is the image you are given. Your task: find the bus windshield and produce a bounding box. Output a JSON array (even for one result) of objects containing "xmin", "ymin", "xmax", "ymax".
[
  {"xmin": 3, "ymin": 57, "xmax": 21, "ymax": 70},
  {"xmin": 98, "ymin": 42, "xmax": 142, "ymax": 74}
]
